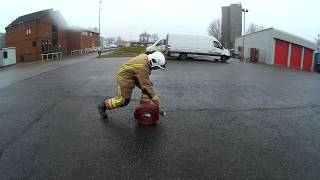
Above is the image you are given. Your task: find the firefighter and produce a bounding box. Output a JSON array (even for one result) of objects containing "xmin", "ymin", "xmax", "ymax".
[{"xmin": 97, "ymin": 51, "xmax": 166, "ymax": 118}]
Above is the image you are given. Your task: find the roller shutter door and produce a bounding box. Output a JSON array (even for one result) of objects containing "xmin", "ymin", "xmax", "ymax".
[
  {"xmin": 303, "ymin": 48, "xmax": 313, "ymax": 71},
  {"xmin": 274, "ymin": 39, "xmax": 289, "ymax": 66},
  {"xmin": 289, "ymin": 44, "xmax": 302, "ymax": 69}
]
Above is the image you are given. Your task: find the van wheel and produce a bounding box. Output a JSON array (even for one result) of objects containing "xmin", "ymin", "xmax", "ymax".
[
  {"xmin": 220, "ymin": 56, "xmax": 227, "ymax": 63},
  {"xmin": 179, "ymin": 53, "xmax": 187, "ymax": 60}
]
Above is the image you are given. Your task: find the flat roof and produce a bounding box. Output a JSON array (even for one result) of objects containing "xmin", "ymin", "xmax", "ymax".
[
  {"xmin": 66, "ymin": 26, "xmax": 99, "ymax": 34},
  {"xmin": 236, "ymin": 28, "xmax": 317, "ymax": 50},
  {"xmin": 0, "ymin": 47, "xmax": 16, "ymax": 50}
]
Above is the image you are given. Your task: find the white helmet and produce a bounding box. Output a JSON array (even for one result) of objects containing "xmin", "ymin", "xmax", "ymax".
[{"xmin": 148, "ymin": 51, "xmax": 166, "ymax": 69}]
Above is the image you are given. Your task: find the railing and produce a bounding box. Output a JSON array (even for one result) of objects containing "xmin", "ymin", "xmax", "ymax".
[
  {"xmin": 41, "ymin": 52, "xmax": 63, "ymax": 62},
  {"xmin": 70, "ymin": 50, "xmax": 83, "ymax": 56},
  {"xmin": 71, "ymin": 47, "xmax": 99, "ymax": 56}
]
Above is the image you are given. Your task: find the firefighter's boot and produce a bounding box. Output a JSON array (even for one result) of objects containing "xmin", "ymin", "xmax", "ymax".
[{"xmin": 97, "ymin": 102, "xmax": 108, "ymax": 118}]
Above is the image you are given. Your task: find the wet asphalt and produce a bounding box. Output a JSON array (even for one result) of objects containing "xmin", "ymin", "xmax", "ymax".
[{"xmin": 0, "ymin": 57, "xmax": 320, "ymax": 179}]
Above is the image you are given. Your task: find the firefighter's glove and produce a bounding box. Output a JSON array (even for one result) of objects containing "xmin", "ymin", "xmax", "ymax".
[{"xmin": 152, "ymin": 95, "xmax": 160, "ymax": 107}]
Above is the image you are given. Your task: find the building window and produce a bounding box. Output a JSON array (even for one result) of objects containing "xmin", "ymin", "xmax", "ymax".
[
  {"xmin": 3, "ymin": 51, "xmax": 8, "ymax": 59},
  {"xmin": 32, "ymin": 41, "xmax": 37, "ymax": 47},
  {"xmin": 26, "ymin": 28, "xmax": 31, "ymax": 36},
  {"xmin": 90, "ymin": 33, "xmax": 92, "ymax": 37},
  {"xmin": 238, "ymin": 46, "xmax": 243, "ymax": 52},
  {"xmin": 81, "ymin": 31, "xmax": 88, "ymax": 36}
]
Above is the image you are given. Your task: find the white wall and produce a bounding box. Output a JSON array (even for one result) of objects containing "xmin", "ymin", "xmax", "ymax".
[
  {"xmin": 0, "ymin": 48, "xmax": 16, "ymax": 66},
  {"xmin": 235, "ymin": 28, "xmax": 317, "ymax": 66},
  {"xmin": 235, "ymin": 29, "xmax": 274, "ymax": 64}
]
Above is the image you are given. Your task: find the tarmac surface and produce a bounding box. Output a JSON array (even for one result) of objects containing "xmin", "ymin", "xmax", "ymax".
[{"xmin": 0, "ymin": 56, "xmax": 320, "ymax": 179}]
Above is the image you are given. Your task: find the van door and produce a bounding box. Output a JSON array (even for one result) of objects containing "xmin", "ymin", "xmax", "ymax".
[
  {"xmin": 213, "ymin": 41, "xmax": 223, "ymax": 55},
  {"xmin": 154, "ymin": 39, "xmax": 166, "ymax": 52}
]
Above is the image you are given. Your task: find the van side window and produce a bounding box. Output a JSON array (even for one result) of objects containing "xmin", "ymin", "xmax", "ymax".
[
  {"xmin": 213, "ymin": 41, "xmax": 220, "ymax": 48},
  {"xmin": 156, "ymin": 39, "xmax": 166, "ymax": 46}
]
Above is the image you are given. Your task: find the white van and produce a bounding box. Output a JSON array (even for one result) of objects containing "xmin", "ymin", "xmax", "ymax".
[{"xmin": 146, "ymin": 33, "xmax": 230, "ymax": 62}]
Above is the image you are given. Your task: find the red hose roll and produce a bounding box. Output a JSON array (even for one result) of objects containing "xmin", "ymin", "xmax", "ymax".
[{"xmin": 134, "ymin": 102, "xmax": 159, "ymax": 124}]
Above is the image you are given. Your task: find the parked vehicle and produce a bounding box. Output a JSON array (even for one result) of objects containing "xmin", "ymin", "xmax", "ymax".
[
  {"xmin": 146, "ymin": 38, "xmax": 167, "ymax": 53},
  {"xmin": 315, "ymin": 52, "xmax": 320, "ymax": 73},
  {"xmin": 146, "ymin": 33, "xmax": 230, "ymax": 62},
  {"xmin": 105, "ymin": 44, "xmax": 118, "ymax": 48}
]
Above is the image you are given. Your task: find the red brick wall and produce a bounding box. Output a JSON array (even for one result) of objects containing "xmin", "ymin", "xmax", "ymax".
[
  {"xmin": 6, "ymin": 13, "xmax": 98, "ymax": 61},
  {"xmin": 58, "ymin": 29, "xmax": 68, "ymax": 54},
  {"xmin": 5, "ymin": 15, "xmax": 68, "ymax": 62},
  {"xmin": 67, "ymin": 30, "xmax": 81, "ymax": 54},
  {"xmin": 67, "ymin": 30, "xmax": 99, "ymax": 55},
  {"xmin": 81, "ymin": 31, "xmax": 99, "ymax": 49},
  {"xmin": 38, "ymin": 15, "xmax": 53, "ymax": 57},
  {"xmin": 6, "ymin": 21, "xmax": 40, "ymax": 62}
]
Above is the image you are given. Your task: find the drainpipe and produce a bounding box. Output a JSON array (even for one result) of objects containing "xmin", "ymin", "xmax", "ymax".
[{"xmin": 36, "ymin": 19, "xmax": 39, "ymax": 60}]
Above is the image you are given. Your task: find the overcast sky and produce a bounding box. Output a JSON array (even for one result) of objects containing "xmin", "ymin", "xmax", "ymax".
[{"xmin": 0, "ymin": 0, "xmax": 319, "ymax": 41}]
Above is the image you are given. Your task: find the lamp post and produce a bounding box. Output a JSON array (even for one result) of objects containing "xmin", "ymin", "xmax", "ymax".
[
  {"xmin": 241, "ymin": 8, "xmax": 249, "ymax": 61},
  {"xmin": 317, "ymin": 34, "xmax": 320, "ymax": 51},
  {"xmin": 98, "ymin": 0, "xmax": 102, "ymax": 57}
]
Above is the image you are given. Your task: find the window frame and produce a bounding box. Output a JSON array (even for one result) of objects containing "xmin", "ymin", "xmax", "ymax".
[
  {"xmin": 3, "ymin": 51, "xmax": 8, "ymax": 59},
  {"xmin": 25, "ymin": 28, "xmax": 31, "ymax": 36},
  {"xmin": 156, "ymin": 39, "xmax": 166, "ymax": 46},
  {"xmin": 213, "ymin": 41, "xmax": 221, "ymax": 48}
]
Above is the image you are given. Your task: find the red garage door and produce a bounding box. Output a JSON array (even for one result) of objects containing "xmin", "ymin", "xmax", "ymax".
[
  {"xmin": 303, "ymin": 48, "xmax": 313, "ymax": 71},
  {"xmin": 274, "ymin": 39, "xmax": 289, "ymax": 66},
  {"xmin": 290, "ymin": 44, "xmax": 302, "ymax": 69}
]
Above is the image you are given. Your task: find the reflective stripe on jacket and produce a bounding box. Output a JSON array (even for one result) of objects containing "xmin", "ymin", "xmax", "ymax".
[{"xmin": 116, "ymin": 54, "xmax": 158, "ymax": 100}]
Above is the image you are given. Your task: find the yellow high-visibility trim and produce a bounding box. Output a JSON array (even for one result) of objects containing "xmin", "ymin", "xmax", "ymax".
[
  {"xmin": 126, "ymin": 64, "xmax": 144, "ymax": 68},
  {"xmin": 152, "ymin": 95, "xmax": 160, "ymax": 101},
  {"xmin": 110, "ymin": 85, "xmax": 124, "ymax": 108},
  {"xmin": 117, "ymin": 75, "xmax": 135, "ymax": 83},
  {"xmin": 112, "ymin": 98, "xmax": 123, "ymax": 107},
  {"xmin": 117, "ymin": 64, "xmax": 144, "ymax": 74},
  {"xmin": 111, "ymin": 98, "xmax": 116, "ymax": 107}
]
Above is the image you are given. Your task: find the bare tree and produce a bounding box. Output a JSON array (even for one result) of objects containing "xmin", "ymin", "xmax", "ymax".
[
  {"xmin": 207, "ymin": 19, "xmax": 221, "ymax": 41},
  {"xmin": 246, "ymin": 24, "xmax": 265, "ymax": 34},
  {"xmin": 151, "ymin": 34, "xmax": 159, "ymax": 43},
  {"xmin": 116, "ymin": 36, "xmax": 123, "ymax": 46},
  {"xmin": 105, "ymin": 37, "xmax": 115, "ymax": 44},
  {"xmin": 139, "ymin": 31, "xmax": 151, "ymax": 43}
]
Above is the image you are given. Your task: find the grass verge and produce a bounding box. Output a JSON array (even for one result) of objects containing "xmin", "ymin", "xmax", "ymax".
[{"xmin": 100, "ymin": 45, "xmax": 147, "ymax": 58}]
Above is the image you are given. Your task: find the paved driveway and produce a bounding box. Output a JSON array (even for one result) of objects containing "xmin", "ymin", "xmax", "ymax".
[{"xmin": 0, "ymin": 57, "xmax": 320, "ymax": 179}]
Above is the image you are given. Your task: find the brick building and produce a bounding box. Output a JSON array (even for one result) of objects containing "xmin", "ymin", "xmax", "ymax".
[
  {"xmin": 5, "ymin": 9, "xmax": 68, "ymax": 62},
  {"xmin": 66, "ymin": 27, "xmax": 99, "ymax": 55},
  {"xmin": 5, "ymin": 9, "xmax": 100, "ymax": 62}
]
